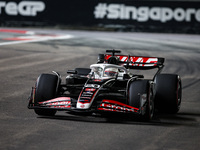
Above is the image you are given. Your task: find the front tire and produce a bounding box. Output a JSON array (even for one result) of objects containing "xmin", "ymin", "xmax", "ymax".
[
  {"xmin": 34, "ymin": 74, "xmax": 59, "ymax": 116},
  {"xmin": 129, "ymin": 80, "xmax": 154, "ymax": 121}
]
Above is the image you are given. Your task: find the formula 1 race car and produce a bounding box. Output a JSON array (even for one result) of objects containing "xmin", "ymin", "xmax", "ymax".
[{"xmin": 28, "ymin": 50, "xmax": 182, "ymax": 121}]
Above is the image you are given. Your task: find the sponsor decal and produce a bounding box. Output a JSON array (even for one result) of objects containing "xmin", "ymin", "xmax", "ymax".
[
  {"xmin": 93, "ymin": 79, "xmax": 102, "ymax": 82},
  {"xmin": 100, "ymin": 103, "xmax": 135, "ymax": 112},
  {"xmin": 79, "ymin": 99, "xmax": 90, "ymax": 102},
  {"xmin": 39, "ymin": 97, "xmax": 71, "ymax": 104},
  {"xmin": 38, "ymin": 97, "xmax": 71, "ymax": 109},
  {"xmin": 98, "ymin": 100, "xmax": 139, "ymax": 113},
  {"xmin": 85, "ymin": 84, "xmax": 100, "ymax": 88},
  {"xmin": 44, "ymin": 101, "xmax": 71, "ymax": 106},
  {"xmin": 77, "ymin": 87, "xmax": 98, "ymax": 109},
  {"xmin": 79, "ymin": 87, "xmax": 97, "ymax": 103},
  {"xmin": 83, "ymin": 91, "xmax": 93, "ymax": 95},
  {"xmin": 85, "ymin": 88, "xmax": 96, "ymax": 92},
  {"xmin": 105, "ymin": 54, "xmax": 158, "ymax": 67},
  {"xmin": 80, "ymin": 104, "xmax": 85, "ymax": 108},
  {"xmin": 77, "ymin": 102, "xmax": 91, "ymax": 109},
  {"xmin": 0, "ymin": 1, "xmax": 45, "ymax": 16},
  {"xmin": 94, "ymin": 3, "xmax": 200, "ymax": 23}
]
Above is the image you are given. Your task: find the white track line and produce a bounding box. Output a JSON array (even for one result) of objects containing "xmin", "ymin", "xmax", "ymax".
[{"xmin": 0, "ymin": 35, "xmax": 73, "ymax": 46}]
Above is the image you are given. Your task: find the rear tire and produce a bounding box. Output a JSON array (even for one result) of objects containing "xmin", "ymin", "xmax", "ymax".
[
  {"xmin": 155, "ymin": 74, "xmax": 182, "ymax": 114},
  {"xmin": 34, "ymin": 74, "xmax": 59, "ymax": 116},
  {"xmin": 129, "ymin": 80, "xmax": 154, "ymax": 121}
]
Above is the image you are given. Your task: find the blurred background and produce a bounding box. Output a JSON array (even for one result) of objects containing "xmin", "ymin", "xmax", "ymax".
[{"xmin": 0, "ymin": 0, "xmax": 200, "ymax": 33}]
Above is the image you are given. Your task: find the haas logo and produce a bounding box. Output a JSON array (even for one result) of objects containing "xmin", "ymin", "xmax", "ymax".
[
  {"xmin": 0, "ymin": 1, "xmax": 45, "ymax": 16},
  {"xmin": 80, "ymin": 104, "xmax": 85, "ymax": 108}
]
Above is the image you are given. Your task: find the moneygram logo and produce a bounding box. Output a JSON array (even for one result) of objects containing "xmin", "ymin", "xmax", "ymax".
[
  {"xmin": 94, "ymin": 3, "xmax": 200, "ymax": 22},
  {"xmin": 0, "ymin": 1, "xmax": 45, "ymax": 16}
]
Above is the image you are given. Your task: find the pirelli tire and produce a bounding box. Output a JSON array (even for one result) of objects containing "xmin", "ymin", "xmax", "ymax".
[
  {"xmin": 155, "ymin": 74, "xmax": 182, "ymax": 114},
  {"xmin": 129, "ymin": 80, "xmax": 154, "ymax": 121},
  {"xmin": 34, "ymin": 74, "xmax": 59, "ymax": 116}
]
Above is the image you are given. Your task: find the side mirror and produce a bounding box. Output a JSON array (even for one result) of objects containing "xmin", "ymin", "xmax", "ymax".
[
  {"xmin": 67, "ymin": 70, "xmax": 77, "ymax": 74},
  {"xmin": 97, "ymin": 54, "xmax": 105, "ymax": 63}
]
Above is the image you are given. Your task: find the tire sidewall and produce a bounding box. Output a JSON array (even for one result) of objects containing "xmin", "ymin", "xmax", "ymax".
[
  {"xmin": 34, "ymin": 74, "xmax": 59, "ymax": 116},
  {"xmin": 155, "ymin": 74, "xmax": 182, "ymax": 114},
  {"xmin": 129, "ymin": 80, "xmax": 154, "ymax": 121}
]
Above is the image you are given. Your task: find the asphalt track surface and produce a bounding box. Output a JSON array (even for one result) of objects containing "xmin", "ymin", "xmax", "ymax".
[{"xmin": 0, "ymin": 28, "xmax": 200, "ymax": 150}]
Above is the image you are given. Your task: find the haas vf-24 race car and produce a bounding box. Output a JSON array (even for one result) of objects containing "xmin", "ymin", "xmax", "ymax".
[{"xmin": 28, "ymin": 50, "xmax": 182, "ymax": 121}]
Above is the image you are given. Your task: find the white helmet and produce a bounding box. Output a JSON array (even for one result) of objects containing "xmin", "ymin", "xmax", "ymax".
[{"xmin": 104, "ymin": 67, "xmax": 118, "ymax": 77}]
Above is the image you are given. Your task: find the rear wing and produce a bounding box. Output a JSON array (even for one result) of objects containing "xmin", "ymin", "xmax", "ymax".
[{"xmin": 104, "ymin": 54, "xmax": 165, "ymax": 69}]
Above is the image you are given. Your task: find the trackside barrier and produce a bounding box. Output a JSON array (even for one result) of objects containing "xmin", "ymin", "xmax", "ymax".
[{"xmin": 0, "ymin": 0, "xmax": 199, "ymax": 33}]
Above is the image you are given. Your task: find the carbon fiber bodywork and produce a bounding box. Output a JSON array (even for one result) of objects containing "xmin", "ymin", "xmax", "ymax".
[{"xmin": 28, "ymin": 50, "xmax": 181, "ymax": 120}]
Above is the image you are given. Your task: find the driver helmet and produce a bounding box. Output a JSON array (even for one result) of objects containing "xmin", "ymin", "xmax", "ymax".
[{"xmin": 104, "ymin": 67, "xmax": 118, "ymax": 77}]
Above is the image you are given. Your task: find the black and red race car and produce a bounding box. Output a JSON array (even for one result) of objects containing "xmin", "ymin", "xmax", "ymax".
[{"xmin": 28, "ymin": 50, "xmax": 182, "ymax": 121}]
